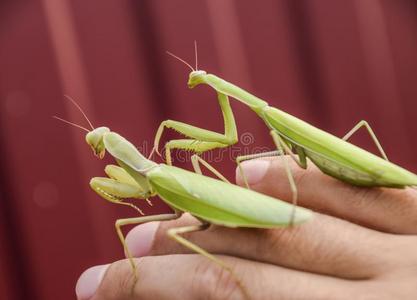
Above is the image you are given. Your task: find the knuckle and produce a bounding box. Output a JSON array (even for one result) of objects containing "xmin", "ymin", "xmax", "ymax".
[
  {"xmin": 346, "ymin": 185, "xmax": 384, "ymax": 211},
  {"xmin": 255, "ymin": 225, "xmax": 303, "ymax": 260},
  {"xmin": 268, "ymin": 158, "xmax": 306, "ymax": 196},
  {"xmin": 115, "ymin": 261, "xmax": 137, "ymax": 294},
  {"xmin": 150, "ymin": 222, "xmax": 173, "ymax": 255},
  {"xmin": 389, "ymin": 189, "xmax": 417, "ymax": 230},
  {"xmin": 99, "ymin": 259, "xmax": 137, "ymax": 299},
  {"xmin": 191, "ymin": 257, "xmax": 242, "ymax": 300},
  {"xmin": 272, "ymin": 156, "xmax": 309, "ymax": 184},
  {"xmin": 292, "ymin": 165, "xmax": 308, "ymax": 187},
  {"xmin": 347, "ymin": 187, "xmax": 417, "ymax": 232},
  {"xmin": 151, "ymin": 215, "xmax": 197, "ymax": 255}
]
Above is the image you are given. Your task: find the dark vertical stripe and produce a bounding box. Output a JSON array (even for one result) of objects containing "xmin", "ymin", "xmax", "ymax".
[
  {"xmin": 128, "ymin": 0, "xmax": 173, "ymax": 121},
  {"xmin": 0, "ymin": 122, "xmax": 37, "ymax": 300},
  {"xmin": 285, "ymin": 1, "xmax": 331, "ymax": 128}
]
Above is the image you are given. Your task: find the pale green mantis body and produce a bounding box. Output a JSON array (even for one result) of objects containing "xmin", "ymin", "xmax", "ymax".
[
  {"xmin": 153, "ymin": 48, "xmax": 417, "ymax": 212},
  {"xmin": 55, "ymin": 97, "xmax": 313, "ymax": 298}
]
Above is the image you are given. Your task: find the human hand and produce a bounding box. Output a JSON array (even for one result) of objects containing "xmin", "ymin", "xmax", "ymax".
[{"xmin": 76, "ymin": 157, "xmax": 417, "ymax": 300}]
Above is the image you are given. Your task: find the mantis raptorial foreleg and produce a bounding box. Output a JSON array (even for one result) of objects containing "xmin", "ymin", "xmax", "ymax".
[
  {"xmin": 152, "ymin": 92, "xmax": 238, "ymax": 163},
  {"xmin": 90, "ymin": 179, "xmax": 146, "ymax": 215},
  {"xmin": 105, "ymin": 164, "xmax": 153, "ymax": 206},
  {"xmin": 342, "ymin": 120, "xmax": 389, "ymax": 161},
  {"xmin": 115, "ymin": 213, "xmax": 180, "ymax": 282},
  {"xmin": 90, "ymin": 164, "xmax": 156, "ymax": 214},
  {"xmin": 191, "ymin": 154, "xmax": 230, "ymax": 183},
  {"xmin": 165, "ymin": 139, "xmax": 225, "ymax": 166},
  {"xmin": 167, "ymin": 223, "xmax": 250, "ymax": 300}
]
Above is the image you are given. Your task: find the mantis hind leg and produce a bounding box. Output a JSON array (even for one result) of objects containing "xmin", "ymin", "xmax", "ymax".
[
  {"xmin": 236, "ymin": 150, "xmax": 283, "ymax": 189},
  {"xmin": 270, "ymin": 131, "xmax": 308, "ymax": 225},
  {"xmin": 343, "ymin": 120, "xmax": 389, "ymax": 161},
  {"xmin": 235, "ymin": 132, "xmax": 307, "ymax": 216},
  {"xmin": 236, "ymin": 144, "xmax": 306, "ymax": 191},
  {"xmin": 191, "ymin": 154, "xmax": 229, "ymax": 183},
  {"xmin": 167, "ymin": 223, "xmax": 250, "ymax": 300},
  {"xmin": 114, "ymin": 213, "xmax": 180, "ymax": 283}
]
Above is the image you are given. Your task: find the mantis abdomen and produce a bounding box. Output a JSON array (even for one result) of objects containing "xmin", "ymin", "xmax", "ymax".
[{"xmin": 264, "ymin": 106, "xmax": 417, "ymax": 187}]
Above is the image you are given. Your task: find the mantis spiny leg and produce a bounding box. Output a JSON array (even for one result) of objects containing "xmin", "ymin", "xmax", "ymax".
[
  {"xmin": 235, "ymin": 131, "xmax": 307, "ymax": 223},
  {"xmin": 191, "ymin": 154, "xmax": 230, "ymax": 183},
  {"xmin": 236, "ymin": 150, "xmax": 283, "ymax": 189},
  {"xmin": 164, "ymin": 139, "xmax": 225, "ymax": 166},
  {"xmin": 167, "ymin": 223, "xmax": 250, "ymax": 300},
  {"xmin": 270, "ymin": 130, "xmax": 308, "ymax": 225},
  {"xmin": 152, "ymin": 92, "xmax": 238, "ymax": 163},
  {"xmin": 115, "ymin": 213, "xmax": 180, "ymax": 282},
  {"xmin": 236, "ymin": 147, "xmax": 307, "ymax": 190},
  {"xmin": 342, "ymin": 120, "xmax": 388, "ymax": 161}
]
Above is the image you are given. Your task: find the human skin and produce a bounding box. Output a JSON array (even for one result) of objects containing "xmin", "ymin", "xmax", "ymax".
[{"xmin": 76, "ymin": 157, "xmax": 417, "ymax": 300}]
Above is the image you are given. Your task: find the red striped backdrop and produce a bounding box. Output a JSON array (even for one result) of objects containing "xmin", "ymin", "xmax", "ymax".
[{"xmin": 1, "ymin": 1, "xmax": 417, "ymax": 299}]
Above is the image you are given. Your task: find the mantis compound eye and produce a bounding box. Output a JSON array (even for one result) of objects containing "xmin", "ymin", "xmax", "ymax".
[{"xmin": 190, "ymin": 70, "xmax": 207, "ymax": 77}]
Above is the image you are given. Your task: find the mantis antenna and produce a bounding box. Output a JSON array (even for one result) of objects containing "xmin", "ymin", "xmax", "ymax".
[
  {"xmin": 53, "ymin": 115, "xmax": 90, "ymax": 132},
  {"xmin": 54, "ymin": 95, "xmax": 95, "ymax": 132},
  {"xmin": 166, "ymin": 51, "xmax": 195, "ymax": 72},
  {"xmin": 194, "ymin": 40, "xmax": 198, "ymax": 70},
  {"xmin": 64, "ymin": 94, "xmax": 95, "ymax": 130}
]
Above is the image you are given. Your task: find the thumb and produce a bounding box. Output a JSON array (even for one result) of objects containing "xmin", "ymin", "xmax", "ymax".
[{"xmin": 76, "ymin": 264, "xmax": 110, "ymax": 300}]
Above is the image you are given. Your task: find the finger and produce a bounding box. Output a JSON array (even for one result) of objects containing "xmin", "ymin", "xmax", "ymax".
[
  {"xmin": 81, "ymin": 255, "xmax": 363, "ymax": 300},
  {"xmin": 125, "ymin": 213, "xmax": 399, "ymax": 280},
  {"xmin": 236, "ymin": 156, "xmax": 417, "ymax": 234}
]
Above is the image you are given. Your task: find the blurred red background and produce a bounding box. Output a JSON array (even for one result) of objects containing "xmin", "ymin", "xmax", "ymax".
[{"xmin": 1, "ymin": 0, "xmax": 417, "ymax": 299}]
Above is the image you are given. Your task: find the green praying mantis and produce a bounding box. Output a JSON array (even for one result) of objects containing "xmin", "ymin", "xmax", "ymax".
[
  {"xmin": 152, "ymin": 44, "xmax": 417, "ymax": 213},
  {"xmin": 55, "ymin": 96, "xmax": 313, "ymax": 299}
]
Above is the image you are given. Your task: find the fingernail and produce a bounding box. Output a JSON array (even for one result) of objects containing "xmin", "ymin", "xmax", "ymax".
[
  {"xmin": 76, "ymin": 264, "xmax": 110, "ymax": 300},
  {"xmin": 236, "ymin": 159, "xmax": 270, "ymax": 186},
  {"xmin": 125, "ymin": 221, "xmax": 160, "ymax": 257}
]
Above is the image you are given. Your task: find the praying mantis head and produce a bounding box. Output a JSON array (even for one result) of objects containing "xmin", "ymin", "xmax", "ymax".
[
  {"xmin": 86, "ymin": 127, "xmax": 110, "ymax": 159},
  {"xmin": 54, "ymin": 96, "xmax": 156, "ymax": 175},
  {"xmin": 166, "ymin": 41, "xmax": 207, "ymax": 89},
  {"xmin": 54, "ymin": 95, "xmax": 110, "ymax": 159},
  {"xmin": 188, "ymin": 70, "xmax": 207, "ymax": 88}
]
